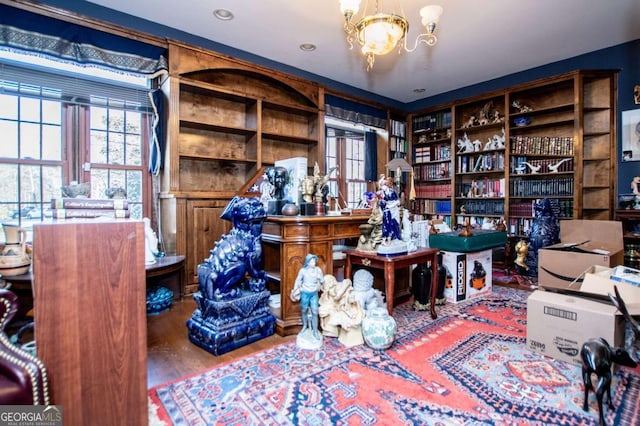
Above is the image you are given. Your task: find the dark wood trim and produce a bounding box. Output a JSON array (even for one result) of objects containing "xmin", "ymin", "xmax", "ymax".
[{"xmin": 2, "ymin": 0, "xmax": 167, "ymax": 48}]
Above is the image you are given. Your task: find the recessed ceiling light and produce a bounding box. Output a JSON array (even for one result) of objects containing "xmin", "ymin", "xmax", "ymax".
[
  {"xmin": 213, "ymin": 9, "xmax": 234, "ymax": 20},
  {"xmin": 413, "ymin": 88, "xmax": 426, "ymax": 93},
  {"xmin": 299, "ymin": 43, "xmax": 316, "ymax": 52}
]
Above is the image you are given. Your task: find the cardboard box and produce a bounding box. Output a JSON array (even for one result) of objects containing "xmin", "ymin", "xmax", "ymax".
[
  {"xmin": 526, "ymin": 265, "xmax": 640, "ymax": 365},
  {"xmin": 441, "ymin": 249, "xmax": 492, "ymax": 304},
  {"xmin": 538, "ymin": 220, "xmax": 624, "ymax": 290}
]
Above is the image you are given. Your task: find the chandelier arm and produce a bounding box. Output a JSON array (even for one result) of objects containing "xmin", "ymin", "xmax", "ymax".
[{"xmin": 404, "ymin": 33, "xmax": 438, "ymax": 53}]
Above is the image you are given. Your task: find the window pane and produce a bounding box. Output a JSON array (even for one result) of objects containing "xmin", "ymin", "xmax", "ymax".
[
  {"xmin": 20, "ymin": 165, "xmax": 42, "ymax": 203},
  {"xmin": 0, "ymin": 120, "xmax": 18, "ymax": 158},
  {"xmin": 0, "ymin": 164, "xmax": 18, "ymax": 204},
  {"xmin": 90, "ymin": 129, "xmax": 108, "ymax": 163},
  {"xmin": 109, "ymin": 108, "xmax": 124, "ymax": 132},
  {"xmin": 90, "ymin": 168, "xmax": 108, "ymax": 199},
  {"xmin": 20, "ymin": 122, "xmax": 40, "ymax": 159},
  {"xmin": 126, "ymin": 135, "xmax": 142, "ymax": 166},
  {"xmin": 42, "ymin": 165, "xmax": 62, "ymax": 202},
  {"xmin": 108, "ymin": 132, "xmax": 125, "ymax": 165},
  {"xmin": 126, "ymin": 170, "xmax": 142, "ymax": 203},
  {"xmin": 42, "ymin": 100, "xmax": 61, "ymax": 124},
  {"xmin": 0, "ymin": 94, "xmax": 18, "ymax": 119},
  {"xmin": 91, "ymin": 106, "xmax": 107, "ymax": 131},
  {"xmin": 20, "ymin": 97, "xmax": 40, "ymax": 122},
  {"xmin": 42, "ymin": 124, "xmax": 62, "ymax": 161}
]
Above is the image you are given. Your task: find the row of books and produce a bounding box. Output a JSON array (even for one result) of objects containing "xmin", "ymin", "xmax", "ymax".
[
  {"xmin": 412, "ymin": 111, "xmax": 452, "ymax": 132},
  {"xmin": 390, "ymin": 119, "xmax": 406, "ymax": 138},
  {"xmin": 50, "ymin": 198, "xmax": 130, "ymax": 219},
  {"xmin": 413, "ymin": 144, "xmax": 451, "ymax": 163},
  {"xmin": 509, "ymin": 199, "xmax": 574, "ymax": 218},
  {"xmin": 510, "ymin": 156, "xmax": 574, "ymax": 174},
  {"xmin": 411, "ymin": 199, "xmax": 452, "ymax": 215},
  {"xmin": 457, "ymin": 178, "xmax": 505, "ymax": 198},
  {"xmin": 413, "ymin": 182, "xmax": 452, "ymax": 198},
  {"xmin": 509, "ymin": 177, "xmax": 574, "ymax": 197},
  {"xmin": 457, "ymin": 199, "xmax": 505, "ymax": 216},
  {"xmin": 510, "ymin": 136, "xmax": 574, "ymax": 156},
  {"xmin": 413, "ymin": 162, "xmax": 451, "ymax": 180},
  {"xmin": 390, "ymin": 135, "xmax": 408, "ymax": 154},
  {"xmin": 457, "ymin": 152, "xmax": 505, "ymax": 173}
]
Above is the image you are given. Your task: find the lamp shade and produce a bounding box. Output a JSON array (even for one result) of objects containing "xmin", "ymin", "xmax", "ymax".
[
  {"xmin": 358, "ymin": 14, "xmax": 408, "ymax": 56},
  {"xmin": 385, "ymin": 158, "xmax": 412, "ymax": 171},
  {"xmin": 420, "ymin": 5, "xmax": 443, "ymax": 26},
  {"xmin": 340, "ymin": 0, "xmax": 361, "ymax": 15}
]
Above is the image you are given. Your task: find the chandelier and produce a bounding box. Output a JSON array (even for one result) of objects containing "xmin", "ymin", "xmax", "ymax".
[{"xmin": 339, "ymin": 0, "xmax": 443, "ymax": 70}]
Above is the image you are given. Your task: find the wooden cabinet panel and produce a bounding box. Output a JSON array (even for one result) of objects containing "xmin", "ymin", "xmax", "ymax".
[
  {"xmin": 185, "ymin": 199, "xmax": 231, "ymax": 295},
  {"xmin": 33, "ymin": 221, "xmax": 146, "ymax": 426}
]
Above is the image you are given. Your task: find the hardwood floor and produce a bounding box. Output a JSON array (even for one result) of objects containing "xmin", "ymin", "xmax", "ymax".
[{"xmin": 146, "ymin": 298, "xmax": 296, "ymax": 389}]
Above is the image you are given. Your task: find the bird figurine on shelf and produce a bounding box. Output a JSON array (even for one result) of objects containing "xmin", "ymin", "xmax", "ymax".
[
  {"xmin": 548, "ymin": 158, "xmax": 571, "ymax": 173},
  {"xmin": 522, "ymin": 161, "xmax": 542, "ymax": 174}
]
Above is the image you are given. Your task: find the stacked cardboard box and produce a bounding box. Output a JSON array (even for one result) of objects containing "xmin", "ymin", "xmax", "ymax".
[
  {"xmin": 50, "ymin": 198, "xmax": 130, "ymax": 219},
  {"xmin": 527, "ymin": 265, "xmax": 640, "ymax": 366}
]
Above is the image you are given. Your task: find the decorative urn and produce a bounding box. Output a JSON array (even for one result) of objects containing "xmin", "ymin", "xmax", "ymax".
[{"xmin": 361, "ymin": 306, "xmax": 396, "ymax": 350}]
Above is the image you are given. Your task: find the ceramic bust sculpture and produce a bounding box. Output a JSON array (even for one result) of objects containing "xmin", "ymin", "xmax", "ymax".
[{"xmin": 290, "ymin": 254, "xmax": 324, "ymax": 349}]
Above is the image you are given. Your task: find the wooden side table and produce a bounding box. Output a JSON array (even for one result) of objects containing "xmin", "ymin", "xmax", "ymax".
[
  {"xmin": 146, "ymin": 255, "xmax": 186, "ymax": 300},
  {"xmin": 344, "ymin": 248, "xmax": 440, "ymax": 319}
]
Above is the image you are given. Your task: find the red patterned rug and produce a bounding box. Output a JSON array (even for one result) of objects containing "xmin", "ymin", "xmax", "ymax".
[{"xmin": 148, "ymin": 287, "xmax": 640, "ymax": 425}]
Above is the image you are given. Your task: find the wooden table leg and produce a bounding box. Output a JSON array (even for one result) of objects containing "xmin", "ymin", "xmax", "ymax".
[
  {"xmin": 384, "ymin": 262, "xmax": 394, "ymax": 315},
  {"xmin": 429, "ymin": 252, "xmax": 438, "ymax": 319},
  {"xmin": 345, "ymin": 255, "xmax": 352, "ymax": 281}
]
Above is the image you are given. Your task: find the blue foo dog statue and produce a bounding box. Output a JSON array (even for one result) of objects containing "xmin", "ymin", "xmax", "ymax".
[
  {"xmin": 187, "ymin": 196, "xmax": 276, "ymax": 355},
  {"xmin": 525, "ymin": 198, "xmax": 560, "ymax": 276}
]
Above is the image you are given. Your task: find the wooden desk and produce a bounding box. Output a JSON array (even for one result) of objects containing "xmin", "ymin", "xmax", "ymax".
[
  {"xmin": 262, "ymin": 214, "xmax": 369, "ymax": 336},
  {"xmin": 344, "ymin": 248, "xmax": 440, "ymax": 319}
]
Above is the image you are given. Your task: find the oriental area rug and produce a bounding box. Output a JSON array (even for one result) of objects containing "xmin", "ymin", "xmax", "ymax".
[{"xmin": 148, "ymin": 286, "xmax": 640, "ymax": 425}]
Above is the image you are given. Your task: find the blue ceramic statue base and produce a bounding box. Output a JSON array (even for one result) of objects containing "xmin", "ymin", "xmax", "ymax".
[{"xmin": 187, "ymin": 289, "xmax": 275, "ymax": 356}]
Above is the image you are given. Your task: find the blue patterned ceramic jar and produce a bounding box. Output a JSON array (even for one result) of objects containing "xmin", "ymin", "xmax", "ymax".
[{"xmin": 361, "ymin": 306, "xmax": 396, "ymax": 350}]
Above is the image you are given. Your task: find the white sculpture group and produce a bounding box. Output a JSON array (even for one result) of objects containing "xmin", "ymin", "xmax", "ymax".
[{"xmin": 457, "ymin": 128, "xmax": 506, "ymax": 154}]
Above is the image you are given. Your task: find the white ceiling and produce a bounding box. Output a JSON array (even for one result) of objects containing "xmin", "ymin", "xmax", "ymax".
[{"xmin": 88, "ymin": 0, "xmax": 640, "ymax": 104}]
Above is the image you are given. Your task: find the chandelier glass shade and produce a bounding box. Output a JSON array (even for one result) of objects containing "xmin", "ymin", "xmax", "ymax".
[{"xmin": 340, "ymin": 1, "xmax": 442, "ymax": 70}]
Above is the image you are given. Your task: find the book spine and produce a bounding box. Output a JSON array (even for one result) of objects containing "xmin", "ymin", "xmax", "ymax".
[
  {"xmin": 52, "ymin": 209, "xmax": 130, "ymax": 219},
  {"xmin": 51, "ymin": 198, "xmax": 129, "ymax": 210}
]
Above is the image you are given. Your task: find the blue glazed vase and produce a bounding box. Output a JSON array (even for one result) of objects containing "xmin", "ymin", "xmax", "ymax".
[{"xmin": 361, "ymin": 306, "xmax": 396, "ymax": 350}]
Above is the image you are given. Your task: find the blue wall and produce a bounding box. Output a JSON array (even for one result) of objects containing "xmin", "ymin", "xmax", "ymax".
[{"xmin": 31, "ymin": 1, "xmax": 640, "ymax": 196}]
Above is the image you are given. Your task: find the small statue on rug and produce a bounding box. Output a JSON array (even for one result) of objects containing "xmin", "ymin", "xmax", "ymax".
[
  {"xmin": 352, "ymin": 269, "xmax": 384, "ymax": 312},
  {"xmin": 318, "ymin": 274, "xmax": 365, "ymax": 347},
  {"xmin": 290, "ymin": 253, "xmax": 324, "ymax": 349}
]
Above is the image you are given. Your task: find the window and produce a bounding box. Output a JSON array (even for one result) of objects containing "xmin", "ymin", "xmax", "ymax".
[
  {"xmin": 0, "ymin": 58, "xmax": 152, "ymax": 237},
  {"xmin": 325, "ymin": 124, "xmax": 368, "ymax": 209}
]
